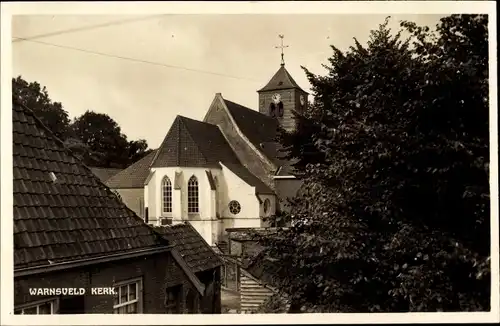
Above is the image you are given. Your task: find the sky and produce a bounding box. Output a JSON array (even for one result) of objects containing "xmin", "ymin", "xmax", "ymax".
[{"xmin": 12, "ymin": 14, "xmax": 444, "ymax": 149}]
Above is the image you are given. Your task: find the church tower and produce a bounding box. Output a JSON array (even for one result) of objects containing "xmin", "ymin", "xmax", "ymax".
[{"xmin": 257, "ymin": 35, "xmax": 308, "ymax": 131}]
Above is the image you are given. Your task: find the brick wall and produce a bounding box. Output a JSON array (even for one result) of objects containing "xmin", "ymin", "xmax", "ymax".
[
  {"xmin": 114, "ymin": 188, "xmax": 144, "ymax": 218},
  {"xmin": 14, "ymin": 251, "xmax": 218, "ymax": 314},
  {"xmin": 205, "ymin": 104, "xmax": 275, "ymax": 190}
]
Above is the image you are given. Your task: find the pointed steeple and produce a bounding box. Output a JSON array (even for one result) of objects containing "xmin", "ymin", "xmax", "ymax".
[{"xmin": 257, "ymin": 65, "xmax": 306, "ymax": 93}]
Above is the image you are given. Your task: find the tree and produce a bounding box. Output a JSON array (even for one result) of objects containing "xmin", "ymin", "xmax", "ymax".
[
  {"xmin": 12, "ymin": 76, "xmax": 71, "ymax": 140},
  {"xmin": 71, "ymin": 111, "xmax": 131, "ymax": 168},
  {"xmin": 127, "ymin": 139, "xmax": 154, "ymax": 164},
  {"xmin": 256, "ymin": 15, "xmax": 490, "ymax": 313}
]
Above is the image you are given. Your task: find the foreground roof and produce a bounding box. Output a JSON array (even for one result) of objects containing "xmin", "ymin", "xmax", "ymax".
[
  {"xmin": 106, "ymin": 150, "xmax": 157, "ymax": 189},
  {"xmin": 152, "ymin": 223, "xmax": 222, "ymax": 273},
  {"xmin": 13, "ymin": 99, "xmax": 167, "ymax": 269}
]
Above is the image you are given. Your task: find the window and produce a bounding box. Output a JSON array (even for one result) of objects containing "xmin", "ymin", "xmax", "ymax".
[
  {"xmin": 187, "ymin": 176, "xmax": 199, "ymax": 214},
  {"xmin": 165, "ymin": 286, "xmax": 181, "ymax": 313},
  {"xmin": 162, "ymin": 176, "xmax": 172, "ymax": 214},
  {"xmin": 277, "ymin": 102, "xmax": 284, "ymax": 117},
  {"xmin": 113, "ymin": 278, "xmax": 142, "ymax": 314},
  {"xmin": 269, "ymin": 103, "xmax": 276, "ymax": 117},
  {"xmin": 15, "ymin": 298, "xmax": 58, "ymax": 314},
  {"xmin": 263, "ymin": 198, "xmax": 271, "ymax": 216},
  {"xmin": 229, "ymin": 200, "xmax": 241, "ymax": 215}
]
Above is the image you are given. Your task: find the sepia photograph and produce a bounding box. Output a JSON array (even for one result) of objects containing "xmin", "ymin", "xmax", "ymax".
[{"xmin": 1, "ymin": 1, "xmax": 498, "ymax": 324}]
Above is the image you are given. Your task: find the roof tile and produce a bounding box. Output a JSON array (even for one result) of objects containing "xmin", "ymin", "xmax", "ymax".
[{"xmin": 12, "ymin": 98, "xmax": 168, "ymax": 269}]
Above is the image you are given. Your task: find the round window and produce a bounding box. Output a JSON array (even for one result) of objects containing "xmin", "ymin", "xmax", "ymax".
[
  {"xmin": 228, "ymin": 200, "xmax": 241, "ymax": 215},
  {"xmin": 263, "ymin": 198, "xmax": 270, "ymax": 215}
]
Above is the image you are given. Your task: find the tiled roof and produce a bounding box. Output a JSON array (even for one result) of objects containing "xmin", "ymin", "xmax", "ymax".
[
  {"xmin": 223, "ymin": 100, "xmax": 280, "ymax": 164},
  {"xmin": 105, "ymin": 150, "xmax": 157, "ymax": 189},
  {"xmin": 90, "ymin": 167, "xmax": 122, "ymax": 183},
  {"xmin": 151, "ymin": 116, "xmax": 274, "ymax": 194},
  {"xmin": 12, "ymin": 99, "xmax": 168, "ymax": 269},
  {"xmin": 151, "ymin": 116, "xmax": 241, "ymax": 168},
  {"xmin": 152, "ymin": 223, "xmax": 222, "ymax": 274},
  {"xmin": 257, "ymin": 64, "xmax": 307, "ymax": 93}
]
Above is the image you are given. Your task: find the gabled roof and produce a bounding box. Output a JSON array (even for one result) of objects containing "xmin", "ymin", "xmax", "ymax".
[
  {"xmin": 152, "ymin": 223, "xmax": 222, "ymax": 274},
  {"xmin": 151, "ymin": 115, "xmax": 274, "ymax": 194},
  {"xmin": 257, "ymin": 64, "xmax": 307, "ymax": 93},
  {"xmin": 90, "ymin": 167, "xmax": 122, "ymax": 183},
  {"xmin": 151, "ymin": 116, "xmax": 241, "ymax": 169},
  {"xmin": 12, "ymin": 99, "xmax": 168, "ymax": 269},
  {"xmin": 223, "ymin": 99, "xmax": 281, "ymax": 165},
  {"xmin": 105, "ymin": 150, "xmax": 157, "ymax": 189}
]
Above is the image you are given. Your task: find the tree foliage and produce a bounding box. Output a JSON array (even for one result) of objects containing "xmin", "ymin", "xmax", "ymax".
[
  {"xmin": 13, "ymin": 76, "xmax": 153, "ymax": 168},
  {"xmin": 71, "ymin": 111, "xmax": 152, "ymax": 168},
  {"xmin": 258, "ymin": 15, "xmax": 490, "ymax": 312},
  {"xmin": 12, "ymin": 76, "xmax": 71, "ymax": 140}
]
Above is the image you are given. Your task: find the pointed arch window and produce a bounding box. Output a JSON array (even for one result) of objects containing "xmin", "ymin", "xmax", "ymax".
[
  {"xmin": 162, "ymin": 176, "xmax": 172, "ymax": 214},
  {"xmin": 188, "ymin": 176, "xmax": 199, "ymax": 214}
]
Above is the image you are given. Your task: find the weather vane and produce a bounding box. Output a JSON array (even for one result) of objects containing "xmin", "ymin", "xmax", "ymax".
[{"xmin": 275, "ymin": 34, "xmax": 289, "ymax": 66}]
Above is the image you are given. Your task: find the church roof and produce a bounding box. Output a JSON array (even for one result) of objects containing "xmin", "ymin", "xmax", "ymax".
[
  {"xmin": 90, "ymin": 167, "xmax": 123, "ymax": 183},
  {"xmin": 106, "ymin": 150, "xmax": 158, "ymax": 189},
  {"xmin": 223, "ymin": 99, "xmax": 281, "ymax": 165},
  {"xmin": 151, "ymin": 115, "xmax": 241, "ymax": 168},
  {"xmin": 12, "ymin": 98, "xmax": 168, "ymax": 269},
  {"xmin": 257, "ymin": 64, "xmax": 307, "ymax": 93},
  {"xmin": 151, "ymin": 116, "xmax": 274, "ymax": 194}
]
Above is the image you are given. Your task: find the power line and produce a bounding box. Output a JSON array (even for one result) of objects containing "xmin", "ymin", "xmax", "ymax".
[
  {"xmin": 12, "ymin": 37, "xmax": 261, "ymax": 83},
  {"xmin": 12, "ymin": 15, "xmax": 166, "ymax": 43}
]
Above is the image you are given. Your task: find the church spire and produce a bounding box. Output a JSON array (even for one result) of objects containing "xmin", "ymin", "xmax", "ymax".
[{"xmin": 275, "ymin": 34, "xmax": 289, "ymax": 66}]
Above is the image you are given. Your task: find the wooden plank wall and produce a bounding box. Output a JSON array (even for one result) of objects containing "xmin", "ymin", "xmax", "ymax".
[{"xmin": 239, "ymin": 272, "xmax": 274, "ymax": 314}]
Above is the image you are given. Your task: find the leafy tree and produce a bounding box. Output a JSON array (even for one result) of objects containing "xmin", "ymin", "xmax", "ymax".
[
  {"xmin": 127, "ymin": 139, "xmax": 154, "ymax": 164},
  {"xmin": 12, "ymin": 76, "xmax": 71, "ymax": 140},
  {"xmin": 256, "ymin": 15, "xmax": 490, "ymax": 313},
  {"xmin": 71, "ymin": 111, "xmax": 131, "ymax": 168},
  {"xmin": 71, "ymin": 111, "xmax": 153, "ymax": 168}
]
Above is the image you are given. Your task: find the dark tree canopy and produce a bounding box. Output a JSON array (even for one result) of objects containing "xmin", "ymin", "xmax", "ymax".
[
  {"xmin": 258, "ymin": 15, "xmax": 490, "ymax": 313},
  {"xmin": 71, "ymin": 111, "xmax": 151, "ymax": 169},
  {"xmin": 12, "ymin": 76, "xmax": 71, "ymax": 140},
  {"xmin": 12, "ymin": 76, "xmax": 153, "ymax": 169}
]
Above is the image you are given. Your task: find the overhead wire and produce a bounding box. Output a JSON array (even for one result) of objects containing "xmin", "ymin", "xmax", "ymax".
[
  {"xmin": 12, "ymin": 37, "xmax": 261, "ymax": 83},
  {"xmin": 12, "ymin": 15, "xmax": 167, "ymax": 43}
]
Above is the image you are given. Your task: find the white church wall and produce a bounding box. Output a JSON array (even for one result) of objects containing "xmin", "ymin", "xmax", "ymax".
[
  {"xmin": 152, "ymin": 167, "xmax": 217, "ymax": 221},
  {"xmin": 145, "ymin": 170, "xmax": 157, "ymax": 225},
  {"xmin": 218, "ymin": 164, "xmax": 262, "ymax": 229}
]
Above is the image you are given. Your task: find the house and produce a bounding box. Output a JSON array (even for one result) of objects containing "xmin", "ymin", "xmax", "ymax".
[
  {"xmin": 12, "ymin": 98, "xmax": 222, "ymax": 314},
  {"xmin": 106, "ymin": 60, "xmax": 307, "ymax": 247}
]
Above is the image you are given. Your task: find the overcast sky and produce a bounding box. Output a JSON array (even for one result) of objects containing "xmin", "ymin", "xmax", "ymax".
[{"xmin": 12, "ymin": 14, "xmax": 443, "ymax": 149}]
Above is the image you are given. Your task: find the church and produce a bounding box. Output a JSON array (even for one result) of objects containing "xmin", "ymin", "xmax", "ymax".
[{"xmin": 106, "ymin": 48, "xmax": 307, "ymax": 247}]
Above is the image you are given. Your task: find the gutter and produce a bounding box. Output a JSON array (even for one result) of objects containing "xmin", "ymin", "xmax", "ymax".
[{"xmin": 15, "ymin": 246, "xmax": 173, "ymax": 278}]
